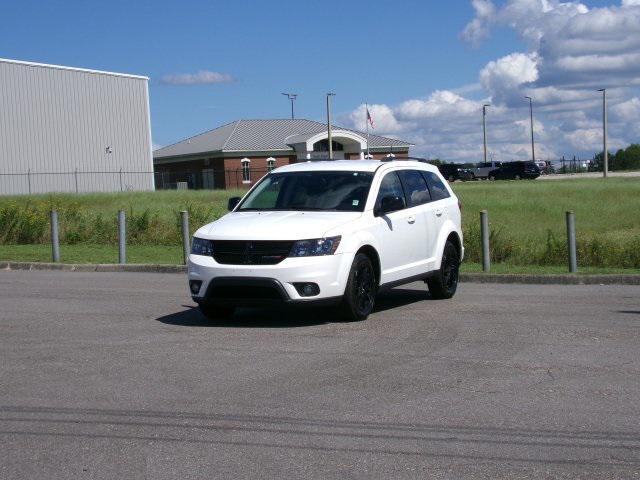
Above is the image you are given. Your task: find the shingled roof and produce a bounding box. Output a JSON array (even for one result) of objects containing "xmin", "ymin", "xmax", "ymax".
[{"xmin": 154, "ymin": 119, "xmax": 412, "ymax": 159}]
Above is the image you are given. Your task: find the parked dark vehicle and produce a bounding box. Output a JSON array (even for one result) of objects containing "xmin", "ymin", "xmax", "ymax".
[
  {"xmin": 488, "ymin": 161, "xmax": 540, "ymax": 180},
  {"xmin": 438, "ymin": 164, "xmax": 475, "ymax": 182}
]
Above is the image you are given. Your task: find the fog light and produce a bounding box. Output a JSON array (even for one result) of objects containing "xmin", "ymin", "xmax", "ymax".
[
  {"xmin": 189, "ymin": 280, "xmax": 202, "ymax": 295},
  {"xmin": 293, "ymin": 282, "xmax": 320, "ymax": 297}
]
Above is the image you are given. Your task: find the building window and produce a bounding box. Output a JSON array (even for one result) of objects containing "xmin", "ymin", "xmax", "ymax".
[
  {"xmin": 313, "ymin": 139, "xmax": 344, "ymax": 152},
  {"xmin": 241, "ymin": 158, "xmax": 251, "ymax": 183},
  {"xmin": 266, "ymin": 157, "xmax": 276, "ymax": 172}
]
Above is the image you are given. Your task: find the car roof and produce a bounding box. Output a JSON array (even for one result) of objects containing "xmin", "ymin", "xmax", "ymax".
[{"xmin": 274, "ymin": 159, "xmax": 439, "ymax": 174}]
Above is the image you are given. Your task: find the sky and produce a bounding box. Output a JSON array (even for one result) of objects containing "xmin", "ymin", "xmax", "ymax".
[{"xmin": 1, "ymin": 0, "xmax": 639, "ymax": 162}]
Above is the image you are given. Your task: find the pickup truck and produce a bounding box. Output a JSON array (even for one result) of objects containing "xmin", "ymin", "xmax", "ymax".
[{"xmin": 473, "ymin": 162, "xmax": 502, "ymax": 179}]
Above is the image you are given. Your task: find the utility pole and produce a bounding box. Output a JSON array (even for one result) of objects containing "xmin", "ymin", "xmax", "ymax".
[
  {"xmin": 482, "ymin": 104, "xmax": 490, "ymax": 164},
  {"xmin": 598, "ymin": 89, "xmax": 608, "ymax": 178},
  {"xmin": 327, "ymin": 93, "xmax": 336, "ymax": 160},
  {"xmin": 281, "ymin": 93, "xmax": 297, "ymax": 119},
  {"xmin": 525, "ymin": 96, "xmax": 535, "ymax": 163}
]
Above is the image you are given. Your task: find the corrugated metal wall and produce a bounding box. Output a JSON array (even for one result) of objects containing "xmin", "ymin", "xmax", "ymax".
[{"xmin": 0, "ymin": 59, "xmax": 154, "ymax": 194}]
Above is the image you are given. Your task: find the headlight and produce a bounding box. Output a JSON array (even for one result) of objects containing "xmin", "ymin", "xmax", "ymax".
[
  {"xmin": 191, "ymin": 237, "xmax": 214, "ymax": 256},
  {"xmin": 289, "ymin": 236, "xmax": 341, "ymax": 257}
]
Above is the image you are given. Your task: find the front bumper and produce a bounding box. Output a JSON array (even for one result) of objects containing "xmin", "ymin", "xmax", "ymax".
[{"xmin": 188, "ymin": 252, "xmax": 352, "ymax": 305}]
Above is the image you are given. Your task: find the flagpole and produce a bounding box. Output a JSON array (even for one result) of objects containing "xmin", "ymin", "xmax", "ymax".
[{"xmin": 365, "ymin": 103, "xmax": 370, "ymax": 158}]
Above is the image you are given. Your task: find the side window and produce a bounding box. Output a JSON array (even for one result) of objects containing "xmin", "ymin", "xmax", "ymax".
[
  {"xmin": 375, "ymin": 172, "xmax": 406, "ymax": 211},
  {"xmin": 422, "ymin": 171, "xmax": 451, "ymax": 201},
  {"xmin": 398, "ymin": 170, "xmax": 431, "ymax": 207}
]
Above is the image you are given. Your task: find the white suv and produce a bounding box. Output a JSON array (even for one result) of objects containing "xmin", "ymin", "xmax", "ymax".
[{"xmin": 188, "ymin": 159, "xmax": 463, "ymax": 321}]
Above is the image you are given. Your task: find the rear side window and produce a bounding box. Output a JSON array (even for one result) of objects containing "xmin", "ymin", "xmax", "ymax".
[
  {"xmin": 398, "ymin": 170, "xmax": 431, "ymax": 207},
  {"xmin": 375, "ymin": 172, "xmax": 406, "ymax": 211},
  {"xmin": 422, "ymin": 171, "xmax": 451, "ymax": 201}
]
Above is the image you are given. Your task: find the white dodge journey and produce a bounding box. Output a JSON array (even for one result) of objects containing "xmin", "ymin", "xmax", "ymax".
[{"xmin": 188, "ymin": 159, "xmax": 463, "ymax": 321}]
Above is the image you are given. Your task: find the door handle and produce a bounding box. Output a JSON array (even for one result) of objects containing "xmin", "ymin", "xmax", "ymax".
[
  {"xmin": 435, "ymin": 209, "xmax": 443, "ymax": 217},
  {"xmin": 407, "ymin": 215, "xmax": 416, "ymax": 224}
]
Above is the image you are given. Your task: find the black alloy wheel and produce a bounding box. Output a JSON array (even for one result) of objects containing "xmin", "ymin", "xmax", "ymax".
[
  {"xmin": 341, "ymin": 253, "xmax": 376, "ymax": 321},
  {"xmin": 427, "ymin": 240, "xmax": 460, "ymax": 299}
]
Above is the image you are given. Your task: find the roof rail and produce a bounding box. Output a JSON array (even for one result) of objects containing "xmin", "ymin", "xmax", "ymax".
[{"xmin": 381, "ymin": 156, "xmax": 430, "ymax": 163}]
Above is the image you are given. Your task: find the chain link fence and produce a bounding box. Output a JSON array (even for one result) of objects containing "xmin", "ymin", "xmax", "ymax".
[{"xmin": 0, "ymin": 168, "xmax": 273, "ymax": 195}]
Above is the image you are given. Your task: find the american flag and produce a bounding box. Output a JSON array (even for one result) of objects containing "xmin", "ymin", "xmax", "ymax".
[{"xmin": 366, "ymin": 107, "xmax": 375, "ymax": 129}]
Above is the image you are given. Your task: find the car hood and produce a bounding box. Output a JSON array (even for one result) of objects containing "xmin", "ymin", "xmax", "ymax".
[{"xmin": 195, "ymin": 211, "xmax": 363, "ymax": 240}]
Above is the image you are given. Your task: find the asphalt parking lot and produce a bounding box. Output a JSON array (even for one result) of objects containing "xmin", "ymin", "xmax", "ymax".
[{"xmin": 1, "ymin": 270, "xmax": 639, "ymax": 479}]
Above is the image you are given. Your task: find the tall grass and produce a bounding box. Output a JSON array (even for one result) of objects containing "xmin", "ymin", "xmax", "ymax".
[
  {"xmin": 0, "ymin": 190, "xmax": 241, "ymax": 245},
  {"xmin": 454, "ymin": 178, "xmax": 640, "ymax": 268},
  {"xmin": 1, "ymin": 179, "xmax": 639, "ymax": 268}
]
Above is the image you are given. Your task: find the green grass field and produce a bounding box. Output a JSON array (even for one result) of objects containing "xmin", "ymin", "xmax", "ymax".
[{"xmin": 1, "ymin": 178, "xmax": 639, "ymax": 271}]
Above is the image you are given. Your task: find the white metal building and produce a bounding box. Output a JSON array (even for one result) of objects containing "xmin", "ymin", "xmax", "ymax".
[{"xmin": 0, "ymin": 58, "xmax": 154, "ymax": 194}]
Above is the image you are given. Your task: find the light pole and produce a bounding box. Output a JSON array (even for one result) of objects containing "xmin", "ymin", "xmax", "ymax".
[
  {"xmin": 281, "ymin": 93, "xmax": 297, "ymax": 119},
  {"xmin": 326, "ymin": 93, "xmax": 336, "ymax": 159},
  {"xmin": 598, "ymin": 89, "xmax": 608, "ymax": 178},
  {"xmin": 524, "ymin": 96, "xmax": 535, "ymax": 163},
  {"xmin": 482, "ymin": 104, "xmax": 490, "ymax": 164}
]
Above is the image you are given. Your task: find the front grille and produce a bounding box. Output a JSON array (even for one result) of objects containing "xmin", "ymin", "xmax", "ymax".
[
  {"xmin": 208, "ymin": 284, "xmax": 284, "ymax": 300},
  {"xmin": 212, "ymin": 240, "xmax": 294, "ymax": 265}
]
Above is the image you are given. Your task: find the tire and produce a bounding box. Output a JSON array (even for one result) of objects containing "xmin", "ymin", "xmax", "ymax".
[
  {"xmin": 488, "ymin": 175, "xmax": 496, "ymax": 181},
  {"xmin": 427, "ymin": 240, "xmax": 460, "ymax": 299},
  {"xmin": 340, "ymin": 253, "xmax": 377, "ymax": 321},
  {"xmin": 448, "ymin": 175, "xmax": 455, "ymax": 182},
  {"xmin": 198, "ymin": 302, "xmax": 235, "ymax": 320},
  {"xmin": 514, "ymin": 174, "xmax": 521, "ymax": 180}
]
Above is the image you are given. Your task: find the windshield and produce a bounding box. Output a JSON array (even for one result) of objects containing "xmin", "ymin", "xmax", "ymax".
[{"xmin": 238, "ymin": 171, "xmax": 374, "ymax": 212}]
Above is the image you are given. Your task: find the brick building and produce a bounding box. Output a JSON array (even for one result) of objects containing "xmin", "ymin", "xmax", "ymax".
[{"xmin": 153, "ymin": 119, "xmax": 412, "ymax": 189}]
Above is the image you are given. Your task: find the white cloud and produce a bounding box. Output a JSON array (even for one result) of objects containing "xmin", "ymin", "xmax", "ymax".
[
  {"xmin": 461, "ymin": 0, "xmax": 497, "ymax": 45},
  {"xmin": 480, "ymin": 52, "xmax": 539, "ymax": 105},
  {"xmin": 346, "ymin": 0, "xmax": 640, "ymax": 162},
  {"xmin": 160, "ymin": 70, "xmax": 234, "ymax": 86},
  {"xmin": 611, "ymin": 96, "xmax": 640, "ymax": 121},
  {"xmin": 349, "ymin": 104, "xmax": 402, "ymax": 133}
]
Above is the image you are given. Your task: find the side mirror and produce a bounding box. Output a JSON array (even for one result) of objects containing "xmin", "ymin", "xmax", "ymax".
[
  {"xmin": 376, "ymin": 195, "xmax": 404, "ymax": 216},
  {"xmin": 227, "ymin": 196, "xmax": 241, "ymax": 211}
]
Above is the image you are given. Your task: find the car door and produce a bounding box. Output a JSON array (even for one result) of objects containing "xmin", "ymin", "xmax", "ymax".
[
  {"xmin": 397, "ymin": 169, "xmax": 437, "ymax": 272},
  {"xmin": 370, "ymin": 170, "xmax": 423, "ymax": 284},
  {"xmin": 422, "ymin": 170, "xmax": 454, "ymax": 263}
]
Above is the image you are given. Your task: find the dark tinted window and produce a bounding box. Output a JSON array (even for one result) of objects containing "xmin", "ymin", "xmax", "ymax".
[
  {"xmin": 375, "ymin": 172, "xmax": 406, "ymax": 211},
  {"xmin": 398, "ymin": 170, "xmax": 431, "ymax": 207},
  {"xmin": 422, "ymin": 171, "xmax": 450, "ymax": 201}
]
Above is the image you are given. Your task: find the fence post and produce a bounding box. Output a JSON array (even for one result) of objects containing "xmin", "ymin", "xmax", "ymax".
[
  {"xmin": 181, "ymin": 211, "xmax": 190, "ymax": 265},
  {"xmin": 74, "ymin": 168, "xmax": 79, "ymax": 193},
  {"xmin": 118, "ymin": 210, "xmax": 126, "ymax": 264},
  {"xmin": 119, "ymin": 168, "xmax": 123, "ymax": 192},
  {"xmin": 50, "ymin": 210, "xmax": 60, "ymax": 263},
  {"xmin": 27, "ymin": 168, "xmax": 31, "ymax": 194},
  {"xmin": 480, "ymin": 210, "xmax": 490, "ymax": 272},
  {"xmin": 566, "ymin": 211, "xmax": 577, "ymax": 273}
]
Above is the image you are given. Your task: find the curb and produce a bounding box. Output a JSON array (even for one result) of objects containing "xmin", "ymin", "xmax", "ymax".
[
  {"xmin": 459, "ymin": 273, "xmax": 640, "ymax": 285},
  {"xmin": 2, "ymin": 262, "xmax": 640, "ymax": 285},
  {"xmin": 0, "ymin": 262, "xmax": 187, "ymax": 274}
]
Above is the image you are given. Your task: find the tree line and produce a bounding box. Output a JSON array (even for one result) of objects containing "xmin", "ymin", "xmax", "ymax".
[{"xmin": 595, "ymin": 144, "xmax": 640, "ymax": 171}]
